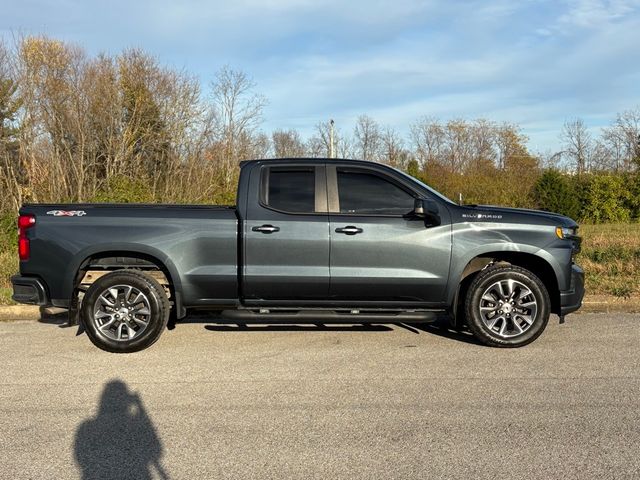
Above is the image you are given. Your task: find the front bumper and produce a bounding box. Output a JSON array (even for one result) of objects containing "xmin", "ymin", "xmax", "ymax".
[
  {"xmin": 560, "ymin": 264, "xmax": 585, "ymax": 315},
  {"xmin": 10, "ymin": 275, "xmax": 50, "ymax": 306}
]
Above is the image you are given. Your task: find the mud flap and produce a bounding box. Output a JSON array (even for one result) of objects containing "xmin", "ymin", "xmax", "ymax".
[{"xmin": 67, "ymin": 290, "xmax": 85, "ymax": 335}]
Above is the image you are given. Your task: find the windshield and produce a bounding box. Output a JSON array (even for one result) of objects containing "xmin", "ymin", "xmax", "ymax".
[{"xmin": 390, "ymin": 166, "xmax": 456, "ymax": 204}]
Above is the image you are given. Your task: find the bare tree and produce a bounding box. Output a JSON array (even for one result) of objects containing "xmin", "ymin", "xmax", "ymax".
[
  {"xmin": 307, "ymin": 121, "xmax": 334, "ymax": 158},
  {"xmin": 17, "ymin": 36, "xmax": 93, "ymax": 200},
  {"xmin": 210, "ymin": 66, "xmax": 267, "ymax": 162},
  {"xmin": 443, "ymin": 119, "xmax": 473, "ymax": 174},
  {"xmin": 561, "ymin": 118, "xmax": 592, "ymax": 174},
  {"xmin": 468, "ymin": 119, "xmax": 496, "ymax": 171},
  {"xmin": 595, "ymin": 128, "xmax": 625, "ymax": 171},
  {"xmin": 0, "ymin": 39, "xmax": 23, "ymax": 211},
  {"xmin": 354, "ymin": 114, "xmax": 381, "ymax": 161},
  {"xmin": 272, "ymin": 129, "xmax": 305, "ymax": 158},
  {"xmin": 601, "ymin": 108, "xmax": 640, "ymax": 170},
  {"xmin": 208, "ymin": 66, "xmax": 267, "ymax": 193},
  {"xmin": 410, "ymin": 117, "xmax": 445, "ymax": 169},
  {"xmin": 380, "ymin": 127, "xmax": 407, "ymax": 168}
]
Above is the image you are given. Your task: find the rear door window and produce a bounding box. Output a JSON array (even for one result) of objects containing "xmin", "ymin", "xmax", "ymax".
[{"xmin": 263, "ymin": 167, "xmax": 316, "ymax": 213}]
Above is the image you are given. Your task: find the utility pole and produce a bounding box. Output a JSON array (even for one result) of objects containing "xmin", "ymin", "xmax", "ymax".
[{"xmin": 329, "ymin": 119, "xmax": 335, "ymax": 159}]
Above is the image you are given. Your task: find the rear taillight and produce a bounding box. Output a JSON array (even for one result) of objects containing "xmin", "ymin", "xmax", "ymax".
[{"xmin": 18, "ymin": 214, "xmax": 35, "ymax": 261}]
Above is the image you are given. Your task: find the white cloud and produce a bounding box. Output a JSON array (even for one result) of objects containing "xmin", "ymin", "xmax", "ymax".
[{"xmin": 554, "ymin": 0, "xmax": 640, "ymax": 31}]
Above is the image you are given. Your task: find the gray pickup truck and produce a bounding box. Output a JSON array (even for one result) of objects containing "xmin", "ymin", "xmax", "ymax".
[{"xmin": 11, "ymin": 158, "xmax": 584, "ymax": 352}]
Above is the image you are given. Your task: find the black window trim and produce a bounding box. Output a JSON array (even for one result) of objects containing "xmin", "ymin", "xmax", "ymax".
[
  {"xmin": 258, "ymin": 164, "xmax": 328, "ymax": 216},
  {"xmin": 327, "ymin": 164, "xmax": 420, "ymax": 218}
]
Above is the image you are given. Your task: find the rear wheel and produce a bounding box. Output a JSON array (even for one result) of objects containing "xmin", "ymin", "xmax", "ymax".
[
  {"xmin": 465, "ymin": 265, "xmax": 550, "ymax": 347},
  {"xmin": 80, "ymin": 270, "xmax": 170, "ymax": 353}
]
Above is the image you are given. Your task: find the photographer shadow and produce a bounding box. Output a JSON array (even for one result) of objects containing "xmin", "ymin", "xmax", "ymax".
[{"xmin": 74, "ymin": 380, "xmax": 169, "ymax": 480}]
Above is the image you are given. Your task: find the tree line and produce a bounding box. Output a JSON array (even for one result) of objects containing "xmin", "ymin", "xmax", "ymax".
[{"xmin": 1, "ymin": 36, "xmax": 639, "ymax": 222}]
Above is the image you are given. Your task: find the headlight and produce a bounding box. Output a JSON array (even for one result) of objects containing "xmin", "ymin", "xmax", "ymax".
[{"xmin": 556, "ymin": 226, "xmax": 577, "ymax": 239}]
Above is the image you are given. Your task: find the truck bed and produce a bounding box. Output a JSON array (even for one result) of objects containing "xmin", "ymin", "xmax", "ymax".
[{"xmin": 18, "ymin": 203, "xmax": 239, "ymax": 309}]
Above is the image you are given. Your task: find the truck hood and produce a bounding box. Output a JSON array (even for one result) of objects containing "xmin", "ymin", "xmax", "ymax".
[{"xmin": 457, "ymin": 204, "xmax": 578, "ymax": 228}]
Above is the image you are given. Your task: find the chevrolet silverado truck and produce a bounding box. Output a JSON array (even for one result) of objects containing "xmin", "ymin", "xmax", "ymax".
[{"xmin": 11, "ymin": 158, "xmax": 584, "ymax": 352}]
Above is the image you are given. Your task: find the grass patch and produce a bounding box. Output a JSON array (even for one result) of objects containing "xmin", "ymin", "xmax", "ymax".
[
  {"xmin": 0, "ymin": 251, "xmax": 17, "ymax": 305},
  {"xmin": 0, "ymin": 287, "xmax": 12, "ymax": 305},
  {"xmin": 577, "ymin": 223, "xmax": 640, "ymax": 299},
  {"xmin": 0, "ymin": 213, "xmax": 17, "ymax": 305}
]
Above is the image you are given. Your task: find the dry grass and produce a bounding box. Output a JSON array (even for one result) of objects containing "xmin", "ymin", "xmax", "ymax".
[
  {"xmin": 0, "ymin": 287, "xmax": 12, "ymax": 305},
  {"xmin": 0, "ymin": 246, "xmax": 17, "ymax": 304},
  {"xmin": 0, "ymin": 223, "xmax": 638, "ymax": 306},
  {"xmin": 577, "ymin": 223, "xmax": 640, "ymax": 299}
]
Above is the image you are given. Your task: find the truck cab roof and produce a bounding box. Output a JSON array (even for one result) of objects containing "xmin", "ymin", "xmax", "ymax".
[{"xmin": 240, "ymin": 158, "xmax": 380, "ymax": 168}]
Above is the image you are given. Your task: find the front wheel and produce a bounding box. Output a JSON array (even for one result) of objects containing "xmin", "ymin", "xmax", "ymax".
[
  {"xmin": 465, "ymin": 265, "xmax": 550, "ymax": 347},
  {"xmin": 80, "ymin": 270, "xmax": 170, "ymax": 353}
]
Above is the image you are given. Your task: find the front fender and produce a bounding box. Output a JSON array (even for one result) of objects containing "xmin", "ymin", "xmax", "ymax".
[{"xmin": 446, "ymin": 222, "xmax": 566, "ymax": 306}]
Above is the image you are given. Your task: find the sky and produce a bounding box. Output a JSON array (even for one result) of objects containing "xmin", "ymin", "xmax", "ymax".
[{"xmin": 1, "ymin": 0, "xmax": 639, "ymax": 153}]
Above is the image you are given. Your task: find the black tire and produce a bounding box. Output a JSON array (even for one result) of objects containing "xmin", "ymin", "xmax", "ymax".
[
  {"xmin": 80, "ymin": 270, "xmax": 170, "ymax": 353},
  {"xmin": 465, "ymin": 265, "xmax": 550, "ymax": 347}
]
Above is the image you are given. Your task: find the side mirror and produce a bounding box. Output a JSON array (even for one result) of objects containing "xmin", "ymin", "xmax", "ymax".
[{"xmin": 414, "ymin": 198, "xmax": 441, "ymax": 226}]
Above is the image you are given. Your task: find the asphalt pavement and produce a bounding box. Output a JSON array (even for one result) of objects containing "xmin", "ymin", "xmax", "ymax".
[{"xmin": 0, "ymin": 313, "xmax": 639, "ymax": 479}]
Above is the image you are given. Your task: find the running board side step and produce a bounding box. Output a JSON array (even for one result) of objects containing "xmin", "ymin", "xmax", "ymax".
[{"xmin": 218, "ymin": 309, "xmax": 440, "ymax": 324}]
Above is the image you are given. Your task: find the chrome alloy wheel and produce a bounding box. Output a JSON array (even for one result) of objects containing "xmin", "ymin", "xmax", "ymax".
[
  {"xmin": 92, "ymin": 285, "xmax": 151, "ymax": 341},
  {"xmin": 478, "ymin": 279, "xmax": 538, "ymax": 338}
]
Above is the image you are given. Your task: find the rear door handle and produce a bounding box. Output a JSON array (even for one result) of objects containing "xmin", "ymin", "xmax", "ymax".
[
  {"xmin": 335, "ymin": 226, "xmax": 363, "ymax": 235},
  {"xmin": 252, "ymin": 224, "xmax": 280, "ymax": 234}
]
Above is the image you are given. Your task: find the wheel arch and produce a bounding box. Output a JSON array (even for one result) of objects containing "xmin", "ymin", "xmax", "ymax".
[
  {"xmin": 68, "ymin": 245, "xmax": 186, "ymax": 319},
  {"xmin": 451, "ymin": 251, "xmax": 561, "ymax": 325}
]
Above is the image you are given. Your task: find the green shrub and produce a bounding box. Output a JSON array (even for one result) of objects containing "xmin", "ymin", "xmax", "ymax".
[
  {"xmin": 533, "ymin": 169, "xmax": 581, "ymax": 219},
  {"xmin": 406, "ymin": 159, "xmax": 420, "ymax": 178},
  {"xmin": 577, "ymin": 174, "xmax": 632, "ymax": 223},
  {"xmin": 623, "ymin": 173, "xmax": 640, "ymax": 220}
]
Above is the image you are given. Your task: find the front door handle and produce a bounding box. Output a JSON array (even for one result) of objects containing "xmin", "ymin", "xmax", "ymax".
[
  {"xmin": 335, "ymin": 226, "xmax": 363, "ymax": 235},
  {"xmin": 252, "ymin": 224, "xmax": 280, "ymax": 234}
]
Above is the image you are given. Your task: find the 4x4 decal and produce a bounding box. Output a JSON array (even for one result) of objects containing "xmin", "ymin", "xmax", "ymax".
[{"xmin": 46, "ymin": 210, "xmax": 87, "ymax": 217}]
